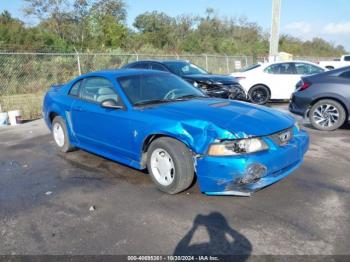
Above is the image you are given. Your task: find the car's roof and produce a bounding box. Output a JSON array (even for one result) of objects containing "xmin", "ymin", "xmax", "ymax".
[
  {"xmin": 262, "ymin": 60, "xmax": 322, "ymax": 67},
  {"xmin": 126, "ymin": 59, "xmax": 189, "ymax": 64},
  {"xmin": 80, "ymin": 68, "xmax": 170, "ymax": 78},
  {"xmin": 304, "ymin": 65, "xmax": 350, "ymax": 80}
]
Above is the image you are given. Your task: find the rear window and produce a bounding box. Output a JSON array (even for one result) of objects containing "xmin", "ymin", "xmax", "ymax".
[{"xmin": 240, "ymin": 64, "xmax": 261, "ymax": 72}]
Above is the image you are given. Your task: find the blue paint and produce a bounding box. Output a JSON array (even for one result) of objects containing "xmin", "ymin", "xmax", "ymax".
[
  {"xmin": 197, "ymin": 130, "xmax": 309, "ymax": 195},
  {"xmin": 43, "ymin": 69, "xmax": 309, "ymax": 196}
]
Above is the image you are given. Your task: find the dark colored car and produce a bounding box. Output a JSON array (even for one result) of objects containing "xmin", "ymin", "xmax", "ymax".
[
  {"xmin": 289, "ymin": 66, "xmax": 350, "ymax": 131},
  {"xmin": 122, "ymin": 60, "xmax": 246, "ymax": 100}
]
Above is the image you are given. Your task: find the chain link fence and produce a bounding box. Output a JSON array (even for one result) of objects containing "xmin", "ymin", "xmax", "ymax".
[
  {"xmin": 0, "ymin": 52, "xmax": 252, "ymax": 119},
  {"xmin": 0, "ymin": 52, "xmax": 333, "ymax": 120}
]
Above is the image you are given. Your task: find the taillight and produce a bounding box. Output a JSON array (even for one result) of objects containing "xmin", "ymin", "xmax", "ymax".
[{"xmin": 297, "ymin": 80, "xmax": 312, "ymax": 91}]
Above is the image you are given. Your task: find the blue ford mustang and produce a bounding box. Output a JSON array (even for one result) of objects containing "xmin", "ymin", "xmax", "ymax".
[{"xmin": 43, "ymin": 69, "xmax": 309, "ymax": 196}]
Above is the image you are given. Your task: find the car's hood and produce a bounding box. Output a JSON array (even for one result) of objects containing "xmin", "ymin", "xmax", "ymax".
[
  {"xmin": 142, "ymin": 98, "xmax": 294, "ymax": 138},
  {"xmin": 182, "ymin": 74, "xmax": 238, "ymax": 84}
]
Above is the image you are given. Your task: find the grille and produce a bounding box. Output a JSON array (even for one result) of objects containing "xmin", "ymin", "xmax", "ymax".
[{"xmin": 269, "ymin": 128, "xmax": 293, "ymax": 146}]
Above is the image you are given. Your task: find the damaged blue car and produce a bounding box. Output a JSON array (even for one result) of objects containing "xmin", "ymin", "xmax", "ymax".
[{"xmin": 43, "ymin": 69, "xmax": 309, "ymax": 196}]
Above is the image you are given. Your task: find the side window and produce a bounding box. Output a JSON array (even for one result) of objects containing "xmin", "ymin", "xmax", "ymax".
[
  {"xmin": 264, "ymin": 63, "xmax": 295, "ymax": 74},
  {"xmin": 295, "ymin": 63, "xmax": 324, "ymax": 75},
  {"xmin": 151, "ymin": 63, "xmax": 167, "ymax": 72},
  {"xmin": 308, "ymin": 65, "xmax": 324, "ymax": 74},
  {"xmin": 79, "ymin": 77, "xmax": 120, "ymax": 103},
  {"xmin": 264, "ymin": 64, "xmax": 280, "ymax": 74},
  {"xmin": 69, "ymin": 80, "xmax": 82, "ymax": 96},
  {"xmin": 130, "ymin": 63, "xmax": 149, "ymax": 69},
  {"xmin": 339, "ymin": 71, "xmax": 350, "ymax": 79},
  {"xmin": 343, "ymin": 56, "xmax": 350, "ymax": 62}
]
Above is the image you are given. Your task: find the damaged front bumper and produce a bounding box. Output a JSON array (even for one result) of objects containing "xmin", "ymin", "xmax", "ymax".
[{"xmin": 195, "ymin": 130, "xmax": 309, "ymax": 196}]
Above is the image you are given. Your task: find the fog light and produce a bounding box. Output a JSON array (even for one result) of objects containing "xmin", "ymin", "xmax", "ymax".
[{"xmin": 240, "ymin": 163, "xmax": 267, "ymax": 184}]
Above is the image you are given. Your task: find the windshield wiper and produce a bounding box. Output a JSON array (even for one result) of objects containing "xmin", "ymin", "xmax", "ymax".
[
  {"xmin": 134, "ymin": 99, "xmax": 172, "ymax": 106},
  {"xmin": 174, "ymin": 94, "xmax": 207, "ymax": 100},
  {"xmin": 134, "ymin": 95, "xmax": 207, "ymax": 107}
]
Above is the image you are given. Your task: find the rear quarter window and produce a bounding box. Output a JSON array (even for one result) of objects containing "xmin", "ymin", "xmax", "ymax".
[
  {"xmin": 69, "ymin": 80, "xmax": 82, "ymax": 96},
  {"xmin": 129, "ymin": 63, "xmax": 149, "ymax": 69}
]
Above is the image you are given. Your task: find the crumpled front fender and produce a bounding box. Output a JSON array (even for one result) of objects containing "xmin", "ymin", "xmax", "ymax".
[
  {"xmin": 195, "ymin": 130, "xmax": 309, "ymax": 196},
  {"xmin": 141, "ymin": 119, "xmax": 244, "ymax": 155}
]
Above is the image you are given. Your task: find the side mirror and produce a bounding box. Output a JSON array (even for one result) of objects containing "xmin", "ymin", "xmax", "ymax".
[{"xmin": 101, "ymin": 99, "xmax": 123, "ymax": 110}]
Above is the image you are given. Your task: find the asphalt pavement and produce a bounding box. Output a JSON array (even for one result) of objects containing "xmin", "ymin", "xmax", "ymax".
[{"xmin": 0, "ymin": 104, "xmax": 350, "ymax": 256}]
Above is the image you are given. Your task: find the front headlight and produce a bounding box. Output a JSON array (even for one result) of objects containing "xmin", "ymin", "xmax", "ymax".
[
  {"xmin": 208, "ymin": 138, "xmax": 269, "ymax": 156},
  {"xmin": 193, "ymin": 81, "xmax": 199, "ymax": 87}
]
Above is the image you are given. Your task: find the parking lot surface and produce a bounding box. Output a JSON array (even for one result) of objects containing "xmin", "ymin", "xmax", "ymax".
[{"xmin": 0, "ymin": 104, "xmax": 350, "ymax": 256}]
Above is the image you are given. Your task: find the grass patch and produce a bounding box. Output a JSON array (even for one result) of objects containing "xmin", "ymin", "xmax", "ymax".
[{"xmin": 0, "ymin": 93, "xmax": 44, "ymax": 120}]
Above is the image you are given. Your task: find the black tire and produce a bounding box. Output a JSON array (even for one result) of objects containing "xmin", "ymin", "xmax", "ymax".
[
  {"xmin": 248, "ymin": 85, "xmax": 270, "ymax": 105},
  {"xmin": 309, "ymin": 99, "xmax": 346, "ymax": 131},
  {"xmin": 147, "ymin": 137, "xmax": 194, "ymax": 194},
  {"xmin": 51, "ymin": 116, "xmax": 75, "ymax": 153}
]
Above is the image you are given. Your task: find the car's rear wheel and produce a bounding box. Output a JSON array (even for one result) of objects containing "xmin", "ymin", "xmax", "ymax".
[
  {"xmin": 147, "ymin": 137, "xmax": 194, "ymax": 194},
  {"xmin": 309, "ymin": 99, "xmax": 346, "ymax": 131},
  {"xmin": 52, "ymin": 116, "xmax": 75, "ymax": 152},
  {"xmin": 248, "ymin": 85, "xmax": 270, "ymax": 105}
]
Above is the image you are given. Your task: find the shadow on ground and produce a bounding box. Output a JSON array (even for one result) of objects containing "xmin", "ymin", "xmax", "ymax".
[{"xmin": 174, "ymin": 212, "xmax": 252, "ymax": 257}]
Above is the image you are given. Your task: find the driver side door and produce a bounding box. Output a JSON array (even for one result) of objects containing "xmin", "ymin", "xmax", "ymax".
[{"xmin": 71, "ymin": 77, "xmax": 136, "ymax": 161}]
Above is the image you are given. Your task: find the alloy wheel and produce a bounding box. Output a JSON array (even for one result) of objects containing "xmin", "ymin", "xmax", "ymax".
[
  {"xmin": 312, "ymin": 104, "xmax": 340, "ymax": 128},
  {"xmin": 250, "ymin": 88, "xmax": 268, "ymax": 104}
]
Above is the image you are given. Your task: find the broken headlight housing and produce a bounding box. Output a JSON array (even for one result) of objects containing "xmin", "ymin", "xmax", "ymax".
[{"xmin": 208, "ymin": 138, "xmax": 269, "ymax": 156}]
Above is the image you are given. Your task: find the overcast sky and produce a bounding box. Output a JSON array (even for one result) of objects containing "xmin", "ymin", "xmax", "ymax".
[{"xmin": 2, "ymin": 0, "xmax": 350, "ymax": 51}]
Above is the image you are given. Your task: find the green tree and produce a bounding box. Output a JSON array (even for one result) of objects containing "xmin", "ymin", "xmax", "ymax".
[
  {"xmin": 133, "ymin": 11, "xmax": 176, "ymax": 50},
  {"xmin": 0, "ymin": 5, "xmax": 347, "ymax": 56},
  {"xmin": 87, "ymin": 0, "xmax": 128, "ymax": 49},
  {"xmin": 23, "ymin": 0, "xmax": 70, "ymax": 38}
]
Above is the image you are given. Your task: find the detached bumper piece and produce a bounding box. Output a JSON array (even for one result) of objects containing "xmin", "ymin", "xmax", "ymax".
[{"xmin": 196, "ymin": 130, "xmax": 309, "ymax": 196}]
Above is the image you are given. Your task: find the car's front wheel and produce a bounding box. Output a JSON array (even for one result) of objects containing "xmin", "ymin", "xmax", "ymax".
[
  {"xmin": 309, "ymin": 99, "xmax": 346, "ymax": 131},
  {"xmin": 248, "ymin": 85, "xmax": 270, "ymax": 105},
  {"xmin": 52, "ymin": 116, "xmax": 75, "ymax": 152},
  {"xmin": 147, "ymin": 137, "xmax": 194, "ymax": 194}
]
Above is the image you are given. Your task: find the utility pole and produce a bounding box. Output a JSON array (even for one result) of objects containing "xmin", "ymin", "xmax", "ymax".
[{"xmin": 269, "ymin": 0, "xmax": 281, "ymax": 62}]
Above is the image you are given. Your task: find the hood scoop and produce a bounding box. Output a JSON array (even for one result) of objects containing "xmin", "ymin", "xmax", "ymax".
[{"xmin": 209, "ymin": 102, "xmax": 230, "ymax": 108}]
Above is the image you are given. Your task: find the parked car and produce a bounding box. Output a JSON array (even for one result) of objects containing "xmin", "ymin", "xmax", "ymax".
[
  {"xmin": 231, "ymin": 61, "xmax": 325, "ymax": 105},
  {"xmin": 290, "ymin": 66, "xmax": 350, "ymax": 131},
  {"xmin": 319, "ymin": 55, "xmax": 350, "ymax": 70},
  {"xmin": 122, "ymin": 60, "xmax": 246, "ymax": 101},
  {"xmin": 43, "ymin": 69, "xmax": 309, "ymax": 196}
]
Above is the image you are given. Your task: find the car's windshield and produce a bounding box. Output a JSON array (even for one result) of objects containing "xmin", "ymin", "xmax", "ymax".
[
  {"xmin": 117, "ymin": 73, "xmax": 206, "ymax": 106},
  {"xmin": 240, "ymin": 64, "xmax": 261, "ymax": 72},
  {"xmin": 163, "ymin": 62, "xmax": 208, "ymax": 76}
]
